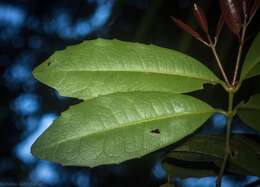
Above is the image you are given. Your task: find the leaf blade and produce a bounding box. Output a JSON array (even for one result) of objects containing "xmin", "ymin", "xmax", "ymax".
[
  {"xmin": 163, "ymin": 135, "xmax": 260, "ymax": 177},
  {"xmin": 237, "ymin": 94, "xmax": 260, "ymax": 131},
  {"xmin": 33, "ymin": 39, "xmax": 221, "ymax": 100},
  {"xmin": 171, "ymin": 17, "xmax": 202, "ymax": 39},
  {"xmin": 240, "ymin": 33, "xmax": 260, "ymax": 81},
  {"xmin": 31, "ymin": 92, "xmax": 215, "ymax": 167}
]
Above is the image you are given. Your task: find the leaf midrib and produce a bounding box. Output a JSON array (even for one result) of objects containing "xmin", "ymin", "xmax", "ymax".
[
  {"xmin": 37, "ymin": 69, "xmax": 221, "ymax": 84},
  {"xmin": 168, "ymin": 150, "xmax": 224, "ymax": 160},
  {"xmin": 35, "ymin": 110, "xmax": 214, "ymax": 150}
]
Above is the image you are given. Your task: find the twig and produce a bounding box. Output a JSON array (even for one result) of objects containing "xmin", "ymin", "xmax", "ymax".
[
  {"xmin": 206, "ymin": 34, "xmax": 231, "ymax": 87},
  {"xmin": 214, "ymin": 14, "xmax": 224, "ymax": 46},
  {"xmin": 196, "ymin": 37, "xmax": 210, "ymax": 46},
  {"xmin": 232, "ymin": 18, "xmax": 247, "ymax": 85},
  {"xmin": 247, "ymin": 3, "xmax": 259, "ymax": 26}
]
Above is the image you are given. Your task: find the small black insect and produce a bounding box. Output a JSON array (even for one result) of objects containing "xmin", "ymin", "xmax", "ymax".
[
  {"xmin": 47, "ymin": 62, "xmax": 52, "ymax": 66},
  {"xmin": 151, "ymin": 128, "xmax": 160, "ymax": 134},
  {"xmin": 230, "ymin": 150, "xmax": 239, "ymax": 158}
]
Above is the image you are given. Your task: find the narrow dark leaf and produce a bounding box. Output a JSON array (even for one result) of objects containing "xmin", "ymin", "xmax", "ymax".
[
  {"xmin": 219, "ymin": 0, "xmax": 242, "ymax": 38},
  {"xmin": 193, "ymin": 3, "xmax": 208, "ymax": 33},
  {"xmin": 171, "ymin": 16, "xmax": 201, "ymax": 39}
]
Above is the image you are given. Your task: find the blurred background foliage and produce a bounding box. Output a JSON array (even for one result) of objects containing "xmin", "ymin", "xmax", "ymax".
[{"xmin": 0, "ymin": 0, "xmax": 259, "ymax": 186}]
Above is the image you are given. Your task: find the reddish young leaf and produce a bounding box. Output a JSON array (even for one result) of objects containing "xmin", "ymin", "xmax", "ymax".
[
  {"xmin": 171, "ymin": 16, "xmax": 201, "ymax": 39},
  {"xmin": 219, "ymin": 0, "xmax": 242, "ymax": 38},
  {"xmin": 193, "ymin": 3, "xmax": 208, "ymax": 33}
]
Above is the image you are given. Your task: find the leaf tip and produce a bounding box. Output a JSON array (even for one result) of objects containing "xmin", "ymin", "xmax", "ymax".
[{"xmin": 193, "ymin": 3, "xmax": 208, "ymax": 33}]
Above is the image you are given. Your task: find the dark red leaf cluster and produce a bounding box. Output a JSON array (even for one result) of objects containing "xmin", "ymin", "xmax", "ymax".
[
  {"xmin": 171, "ymin": 3, "xmax": 208, "ymax": 43},
  {"xmin": 219, "ymin": 0, "xmax": 259, "ymax": 38},
  {"xmin": 219, "ymin": 0, "xmax": 242, "ymax": 38},
  {"xmin": 171, "ymin": 1, "xmax": 259, "ymax": 42}
]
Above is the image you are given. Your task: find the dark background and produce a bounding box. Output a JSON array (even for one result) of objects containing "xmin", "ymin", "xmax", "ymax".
[{"xmin": 0, "ymin": 0, "xmax": 260, "ymax": 186}]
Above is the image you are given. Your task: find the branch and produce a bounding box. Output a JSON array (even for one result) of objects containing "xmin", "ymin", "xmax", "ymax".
[
  {"xmin": 216, "ymin": 90, "xmax": 234, "ymax": 187},
  {"xmin": 207, "ymin": 34, "xmax": 231, "ymax": 87},
  {"xmin": 232, "ymin": 17, "xmax": 247, "ymax": 85}
]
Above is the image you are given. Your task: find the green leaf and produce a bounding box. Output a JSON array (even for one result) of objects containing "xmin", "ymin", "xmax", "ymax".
[
  {"xmin": 163, "ymin": 151, "xmax": 220, "ymax": 178},
  {"xmin": 165, "ymin": 151, "xmax": 218, "ymax": 162},
  {"xmin": 33, "ymin": 39, "xmax": 222, "ymax": 100},
  {"xmin": 240, "ymin": 33, "xmax": 260, "ymax": 81},
  {"xmin": 160, "ymin": 183, "xmax": 173, "ymax": 187},
  {"xmin": 237, "ymin": 94, "xmax": 260, "ymax": 131},
  {"xmin": 162, "ymin": 135, "xmax": 260, "ymax": 178},
  {"xmin": 163, "ymin": 152, "xmax": 252, "ymax": 178},
  {"xmin": 31, "ymin": 92, "xmax": 215, "ymax": 167},
  {"xmin": 163, "ymin": 161, "xmax": 219, "ymax": 178}
]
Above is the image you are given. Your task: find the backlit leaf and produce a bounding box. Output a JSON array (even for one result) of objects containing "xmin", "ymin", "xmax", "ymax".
[
  {"xmin": 33, "ymin": 39, "xmax": 221, "ymax": 100},
  {"xmin": 31, "ymin": 92, "xmax": 215, "ymax": 167}
]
